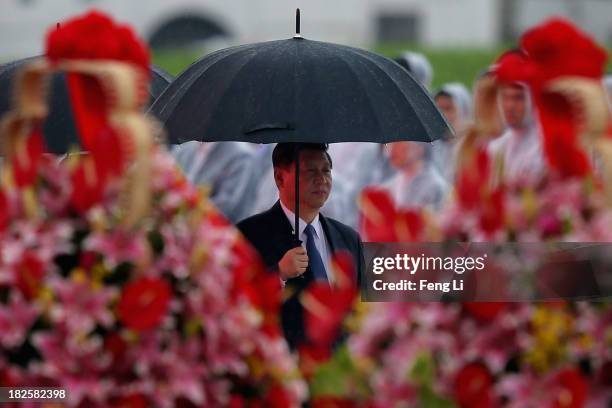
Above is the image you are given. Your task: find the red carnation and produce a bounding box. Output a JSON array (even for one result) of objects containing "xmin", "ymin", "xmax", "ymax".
[
  {"xmin": 118, "ymin": 276, "xmax": 171, "ymax": 331},
  {"xmin": 454, "ymin": 362, "xmax": 496, "ymax": 408},
  {"xmin": 551, "ymin": 369, "xmax": 588, "ymax": 408}
]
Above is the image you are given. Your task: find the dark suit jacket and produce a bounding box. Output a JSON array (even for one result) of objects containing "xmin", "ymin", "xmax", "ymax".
[{"xmin": 237, "ymin": 201, "xmax": 364, "ymax": 349}]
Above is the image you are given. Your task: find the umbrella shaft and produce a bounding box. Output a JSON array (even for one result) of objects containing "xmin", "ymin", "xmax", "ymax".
[{"xmin": 294, "ymin": 144, "xmax": 300, "ymax": 245}]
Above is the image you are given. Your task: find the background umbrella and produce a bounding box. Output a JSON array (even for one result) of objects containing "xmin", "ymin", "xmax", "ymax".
[
  {"xmin": 150, "ymin": 9, "xmax": 451, "ymax": 241},
  {"xmin": 0, "ymin": 58, "xmax": 173, "ymax": 154}
]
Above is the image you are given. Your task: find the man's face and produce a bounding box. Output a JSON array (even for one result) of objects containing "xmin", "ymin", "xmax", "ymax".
[
  {"xmin": 435, "ymin": 95, "xmax": 459, "ymax": 130},
  {"xmin": 275, "ymin": 149, "xmax": 332, "ymax": 211},
  {"xmin": 499, "ymin": 84, "xmax": 528, "ymax": 129},
  {"xmin": 386, "ymin": 141, "xmax": 425, "ymax": 170}
]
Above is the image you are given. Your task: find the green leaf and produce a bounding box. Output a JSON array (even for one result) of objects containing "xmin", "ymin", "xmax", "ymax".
[
  {"xmin": 419, "ymin": 386, "xmax": 456, "ymax": 408},
  {"xmin": 409, "ymin": 351, "xmax": 435, "ymax": 387},
  {"xmin": 310, "ymin": 345, "xmax": 371, "ymax": 399},
  {"xmin": 310, "ymin": 346, "xmax": 352, "ymax": 397}
]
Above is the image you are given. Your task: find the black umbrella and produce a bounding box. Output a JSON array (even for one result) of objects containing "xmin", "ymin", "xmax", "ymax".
[
  {"xmin": 0, "ymin": 58, "xmax": 173, "ymax": 154},
  {"xmin": 150, "ymin": 9, "xmax": 451, "ymax": 241}
]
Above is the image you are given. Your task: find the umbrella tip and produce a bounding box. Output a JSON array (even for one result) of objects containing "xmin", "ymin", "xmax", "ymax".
[{"xmin": 294, "ymin": 8, "xmax": 303, "ymax": 39}]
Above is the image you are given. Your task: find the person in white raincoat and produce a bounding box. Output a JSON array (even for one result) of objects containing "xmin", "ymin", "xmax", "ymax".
[
  {"xmin": 381, "ymin": 141, "xmax": 449, "ymax": 211},
  {"xmin": 171, "ymin": 141, "xmax": 254, "ymax": 222},
  {"xmin": 432, "ymin": 82, "xmax": 473, "ymax": 182},
  {"xmin": 487, "ymin": 82, "xmax": 545, "ymax": 181}
]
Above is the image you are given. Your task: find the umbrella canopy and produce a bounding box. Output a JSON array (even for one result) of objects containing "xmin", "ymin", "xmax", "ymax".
[
  {"xmin": 149, "ymin": 39, "xmax": 449, "ymax": 145},
  {"xmin": 0, "ymin": 58, "xmax": 173, "ymax": 154},
  {"xmin": 149, "ymin": 10, "xmax": 451, "ymax": 242}
]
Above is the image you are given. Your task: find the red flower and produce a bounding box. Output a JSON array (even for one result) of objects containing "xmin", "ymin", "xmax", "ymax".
[
  {"xmin": 494, "ymin": 49, "xmax": 533, "ymax": 85},
  {"xmin": 456, "ymin": 148, "xmax": 492, "ymax": 210},
  {"xmin": 0, "ymin": 367, "xmax": 19, "ymax": 388},
  {"xmin": 79, "ymin": 250, "xmax": 98, "ymax": 271},
  {"xmin": 110, "ymin": 394, "xmax": 148, "ymax": 408},
  {"xmin": 46, "ymin": 10, "xmax": 150, "ymax": 73},
  {"xmin": 537, "ymin": 92, "xmax": 591, "ymax": 178},
  {"xmin": 463, "ymin": 302, "xmax": 509, "ymax": 323},
  {"xmin": 454, "ymin": 362, "xmax": 496, "ymax": 408},
  {"xmin": 478, "ymin": 187, "xmax": 505, "ymax": 235},
  {"xmin": 536, "ymin": 212, "xmax": 564, "ymax": 238},
  {"xmin": 228, "ymin": 395, "xmax": 246, "ymax": 408},
  {"xmin": 521, "ymin": 18, "xmax": 607, "ymax": 85},
  {"xmin": 301, "ymin": 253, "xmax": 357, "ymax": 346},
  {"xmin": 598, "ymin": 360, "xmax": 612, "ymax": 386},
  {"xmin": 104, "ymin": 332, "xmax": 128, "ymax": 365},
  {"xmin": 262, "ymin": 384, "xmax": 292, "ymax": 408},
  {"xmin": 551, "ymin": 369, "xmax": 588, "ymax": 408},
  {"xmin": 11, "ymin": 127, "xmax": 45, "ymax": 188},
  {"xmin": 0, "ymin": 190, "xmax": 8, "ymax": 232},
  {"xmin": 230, "ymin": 237, "xmax": 282, "ymax": 336},
  {"xmin": 312, "ymin": 397, "xmax": 359, "ymax": 408},
  {"xmin": 118, "ymin": 276, "xmax": 171, "ymax": 331},
  {"xmin": 493, "ymin": 18, "xmax": 607, "ymax": 179},
  {"xmin": 15, "ymin": 251, "xmax": 45, "ymax": 300},
  {"xmin": 88, "ymin": 126, "xmax": 126, "ymax": 180},
  {"xmin": 69, "ymin": 158, "xmax": 106, "ymax": 213},
  {"xmin": 44, "ymin": 11, "xmax": 151, "ymax": 212},
  {"xmin": 298, "ymin": 343, "xmax": 332, "ymax": 379},
  {"xmin": 359, "ymin": 188, "xmax": 424, "ymax": 242},
  {"xmin": 456, "ymin": 148, "xmax": 506, "ymax": 235}
]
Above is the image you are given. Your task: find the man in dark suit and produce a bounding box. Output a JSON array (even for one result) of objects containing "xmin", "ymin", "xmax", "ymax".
[{"xmin": 237, "ymin": 143, "xmax": 364, "ymax": 349}]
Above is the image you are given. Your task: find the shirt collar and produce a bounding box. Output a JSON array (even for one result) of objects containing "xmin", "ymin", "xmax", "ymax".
[{"xmin": 279, "ymin": 200, "xmax": 323, "ymax": 240}]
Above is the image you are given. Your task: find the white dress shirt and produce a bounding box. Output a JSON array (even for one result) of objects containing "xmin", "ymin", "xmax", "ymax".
[{"xmin": 279, "ymin": 200, "xmax": 334, "ymax": 283}]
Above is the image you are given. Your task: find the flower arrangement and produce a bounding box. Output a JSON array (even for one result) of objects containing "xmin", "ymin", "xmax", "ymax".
[
  {"xmin": 0, "ymin": 11, "xmax": 304, "ymax": 407},
  {"xmin": 303, "ymin": 18, "xmax": 612, "ymax": 408}
]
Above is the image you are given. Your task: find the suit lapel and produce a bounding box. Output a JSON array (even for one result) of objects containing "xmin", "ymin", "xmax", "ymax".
[{"xmin": 269, "ymin": 201, "xmax": 297, "ymax": 256}]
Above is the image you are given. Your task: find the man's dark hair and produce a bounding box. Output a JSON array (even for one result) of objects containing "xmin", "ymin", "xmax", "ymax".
[{"xmin": 272, "ymin": 143, "xmax": 333, "ymax": 169}]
